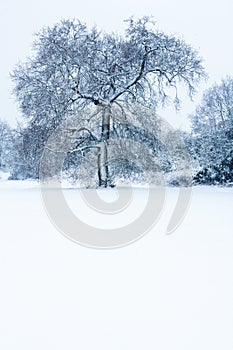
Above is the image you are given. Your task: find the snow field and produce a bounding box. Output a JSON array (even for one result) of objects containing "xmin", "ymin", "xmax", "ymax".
[{"xmin": 0, "ymin": 182, "xmax": 232, "ymax": 349}]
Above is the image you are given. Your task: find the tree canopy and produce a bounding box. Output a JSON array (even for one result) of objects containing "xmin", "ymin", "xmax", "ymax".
[{"xmin": 12, "ymin": 17, "xmax": 205, "ymax": 122}]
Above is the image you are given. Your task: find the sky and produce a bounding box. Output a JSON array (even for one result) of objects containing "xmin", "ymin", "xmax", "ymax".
[{"xmin": 0, "ymin": 0, "xmax": 233, "ymax": 130}]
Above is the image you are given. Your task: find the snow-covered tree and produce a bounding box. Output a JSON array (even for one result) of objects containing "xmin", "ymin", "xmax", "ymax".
[
  {"xmin": 8, "ymin": 123, "xmax": 53, "ymax": 179},
  {"xmin": 190, "ymin": 77, "xmax": 233, "ymax": 184},
  {"xmin": 0, "ymin": 121, "xmax": 13, "ymax": 175},
  {"xmin": 12, "ymin": 17, "xmax": 205, "ymax": 186}
]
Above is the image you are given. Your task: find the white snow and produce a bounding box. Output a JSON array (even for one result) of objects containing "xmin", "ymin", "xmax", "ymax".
[
  {"xmin": 0, "ymin": 171, "xmax": 10, "ymax": 180},
  {"xmin": 0, "ymin": 181, "xmax": 233, "ymax": 350}
]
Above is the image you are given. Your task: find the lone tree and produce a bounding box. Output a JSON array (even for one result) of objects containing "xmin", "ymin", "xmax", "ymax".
[{"xmin": 12, "ymin": 17, "xmax": 205, "ymax": 186}]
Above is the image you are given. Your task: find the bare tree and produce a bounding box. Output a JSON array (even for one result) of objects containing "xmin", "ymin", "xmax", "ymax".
[{"xmin": 12, "ymin": 17, "xmax": 205, "ymax": 186}]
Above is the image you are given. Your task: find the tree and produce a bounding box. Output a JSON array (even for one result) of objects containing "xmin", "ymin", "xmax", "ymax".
[
  {"xmin": 12, "ymin": 17, "xmax": 205, "ymax": 186},
  {"xmin": 0, "ymin": 121, "xmax": 13, "ymax": 175},
  {"xmin": 190, "ymin": 77, "xmax": 233, "ymax": 184},
  {"xmin": 8, "ymin": 123, "xmax": 53, "ymax": 179}
]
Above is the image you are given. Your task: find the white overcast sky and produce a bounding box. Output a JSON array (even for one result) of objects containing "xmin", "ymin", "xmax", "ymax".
[{"xmin": 0, "ymin": 0, "xmax": 233, "ymax": 129}]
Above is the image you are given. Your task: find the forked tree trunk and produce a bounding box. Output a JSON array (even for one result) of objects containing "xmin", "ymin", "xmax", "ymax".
[{"xmin": 98, "ymin": 106, "xmax": 111, "ymax": 187}]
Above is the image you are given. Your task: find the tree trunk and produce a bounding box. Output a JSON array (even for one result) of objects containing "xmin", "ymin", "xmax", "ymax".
[{"xmin": 98, "ymin": 106, "xmax": 111, "ymax": 187}]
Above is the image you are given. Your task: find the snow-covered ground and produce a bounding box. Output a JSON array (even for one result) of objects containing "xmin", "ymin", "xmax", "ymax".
[{"xmin": 0, "ymin": 180, "xmax": 233, "ymax": 349}]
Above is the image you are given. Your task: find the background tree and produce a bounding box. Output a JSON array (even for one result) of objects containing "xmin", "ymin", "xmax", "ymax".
[
  {"xmin": 8, "ymin": 123, "xmax": 52, "ymax": 179},
  {"xmin": 0, "ymin": 121, "xmax": 14, "ymax": 176},
  {"xmin": 12, "ymin": 17, "xmax": 205, "ymax": 186},
  {"xmin": 190, "ymin": 76, "xmax": 233, "ymax": 184}
]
